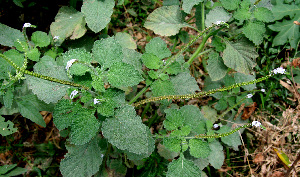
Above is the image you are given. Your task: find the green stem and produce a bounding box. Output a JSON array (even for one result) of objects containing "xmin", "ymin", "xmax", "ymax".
[
  {"xmin": 128, "ymin": 86, "xmax": 149, "ymax": 105},
  {"xmin": 200, "ymin": 2, "xmax": 205, "ymax": 31}
]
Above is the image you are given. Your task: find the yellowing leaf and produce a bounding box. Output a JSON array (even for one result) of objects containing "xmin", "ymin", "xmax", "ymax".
[{"xmin": 274, "ymin": 148, "xmax": 291, "ymax": 168}]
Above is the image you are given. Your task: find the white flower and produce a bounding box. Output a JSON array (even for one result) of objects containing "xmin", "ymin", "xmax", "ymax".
[
  {"xmin": 213, "ymin": 124, "xmax": 219, "ymax": 129},
  {"xmin": 272, "ymin": 67, "xmax": 286, "ymax": 74},
  {"xmin": 215, "ymin": 20, "xmax": 225, "ymax": 25},
  {"xmin": 53, "ymin": 36, "xmax": 60, "ymax": 40},
  {"xmin": 66, "ymin": 59, "xmax": 77, "ymax": 70},
  {"xmin": 261, "ymin": 89, "xmax": 265, "ymax": 93},
  {"xmin": 251, "ymin": 121, "xmax": 261, "ymax": 127},
  {"xmin": 247, "ymin": 94, "xmax": 253, "ymax": 98},
  {"xmin": 23, "ymin": 23, "xmax": 32, "ymax": 28},
  {"xmin": 70, "ymin": 90, "xmax": 78, "ymax": 99},
  {"xmin": 94, "ymin": 98, "xmax": 101, "ymax": 104}
]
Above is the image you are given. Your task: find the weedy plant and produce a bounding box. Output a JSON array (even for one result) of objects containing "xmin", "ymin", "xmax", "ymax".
[{"xmin": 0, "ymin": 0, "xmax": 298, "ymax": 176}]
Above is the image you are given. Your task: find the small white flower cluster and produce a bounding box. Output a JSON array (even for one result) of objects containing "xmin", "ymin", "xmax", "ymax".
[
  {"xmin": 70, "ymin": 90, "xmax": 78, "ymax": 99},
  {"xmin": 261, "ymin": 89, "xmax": 265, "ymax": 93},
  {"xmin": 213, "ymin": 124, "xmax": 219, "ymax": 128},
  {"xmin": 251, "ymin": 121, "xmax": 261, "ymax": 127},
  {"xmin": 66, "ymin": 59, "xmax": 77, "ymax": 70},
  {"xmin": 23, "ymin": 23, "xmax": 32, "ymax": 28},
  {"xmin": 215, "ymin": 20, "xmax": 225, "ymax": 25},
  {"xmin": 272, "ymin": 67, "xmax": 286, "ymax": 75},
  {"xmin": 94, "ymin": 98, "xmax": 101, "ymax": 104},
  {"xmin": 247, "ymin": 94, "xmax": 253, "ymax": 98},
  {"xmin": 53, "ymin": 36, "xmax": 60, "ymax": 40}
]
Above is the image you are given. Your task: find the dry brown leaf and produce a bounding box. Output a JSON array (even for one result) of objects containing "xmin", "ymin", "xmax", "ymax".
[{"xmin": 254, "ymin": 153, "xmax": 264, "ymax": 164}]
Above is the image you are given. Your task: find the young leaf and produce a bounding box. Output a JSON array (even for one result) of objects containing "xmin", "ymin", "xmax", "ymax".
[
  {"xmin": 253, "ymin": 7, "xmax": 274, "ymax": 22},
  {"xmin": 182, "ymin": 0, "xmax": 202, "ymax": 14},
  {"xmin": 26, "ymin": 56, "xmax": 72, "ymax": 103},
  {"xmin": 205, "ymin": 7, "xmax": 232, "ymax": 27},
  {"xmin": 170, "ymin": 72, "xmax": 200, "ymax": 95},
  {"xmin": 164, "ymin": 138, "xmax": 182, "ymax": 153},
  {"xmin": 166, "ymin": 154, "xmax": 202, "ymax": 177},
  {"xmin": 50, "ymin": 6, "xmax": 87, "ymax": 45},
  {"xmin": 189, "ymin": 139, "xmax": 211, "ymax": 158},
  {"xmin": 223, "ymin": 39, "xmax": 258, "ymax": 74},
  {"xmin": 243, "ymin": 21, "xmax": 266, "ymax": 45},
  {"xmin": 27, "ymin": 48, "xmax": 41, "ymax": 61},
  {"xmin": 207, "ymin": 52, "xmax": 228, "ymax": 81},
  {"xmin": 31, "ymin": 31, "xmax": 51, "ymax": 47},
  {"xmin": 107, "ymin": 62, "xmax": 143, "ymax": 88},
  {"xmin": 144, "ymin": 5, "xmax": 190, "ymax": 36},
  {"xmin": 92, "ymin": 37, "xmax": 123, "ymax": 69},
  {"xmin": 60, "ymin": 136, "xmax": 105, "ymax": 177},
  {"xmin": 101, "ymin": 105, "xmax": 153, "ymax": 155},
  {"xmin": 0, "ymin": 23, "xmax": 25, "ymax": 47},
  {"xmin": 208, "ymin": 141, "xmax": 224, "ymax": 169},
  {"xmin": 142, "ymin": 53, "xmax": 162, "ymax": 69},
  {"xmin": 220, "ymin": 0, "xmax": 240, "ymax": 10},
  {"xmin": 81, "ymin": 0, "xmax": 114, "ymax": 33},
  {"xmin": 0, "ymin": 115, "xmax": 17, "ymax": 136},
  {"xmin": 233, "ymin": 8, "xmax": 251, "ymax": 22},
  {"xmin": 145, "ymin": 37, "xmax": 172, "ymax": 59},
  {"xmin": 268, "ymin": 18, "xmax": 300, "ymax": 49}
]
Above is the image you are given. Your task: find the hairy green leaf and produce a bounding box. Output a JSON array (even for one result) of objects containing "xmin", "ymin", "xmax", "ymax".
[
  {"xmin": 164, "ymin": 138, "xmax": 182, "ymax": 152},
  {"xmin": 220, "ymin": 0, "xmax": 240, "ymax": 10},
  {"xmin": 0, "ymin": 49, "xmax": 24, "ymax": 79},
  {"xmin": 151, "ymin": 79, "xmax": 176, "ymax": 98},
  {"xmin": 166, "ymin": 155, "xmax": 202, "ymax": 177},
  {"xmin": 60, "ymin": 136, "xmax": 105, "ymax": 177},
  {"xmin": 101, "ymin": 105, "xmax": 153, "ymax": 155},
  {"xmin": 180, "ymin": 105, "xmax": 205, "ymax": 133},
  {"xmin": 26, "ymin": 56, "xmax": 71, "ymax": 103},
  {"xmin": 53, "ymin": 99, "xmax": 78, "ymax": 131},
  {"xmin": 92, "ymin": 37, "xmax": 123, "ymax": 69},
  {"xmin": 253, "ymin": 7, "xmax": 274, "ymax": 22},
  {"xmin": 31, "ymin": 31, "xmax": 50, "ymax": 47},
  {"xmin": 170, "ymin": 72, "xmax": 200, "ymax": 95},
  {"xmin": 164, "ymin": 108, "xmax": 184, "ymax": 131},
  {"xmin": 207, "ymin": 52, "xmax": 228, "ymax": 81},
  {"xmin": 81, "ymin": 0, "xmax": 114, "ymax": 33},
  {"xmin": 27, "ymin": 48, "xmax": 41, "ymax": 61},
  {"xmin": 122, "ymin": 48, "xmax": 142, "ymax": 72},
  {"xmin": 268, "ymin": 17, "xmax": 300, "ymax": 49},
  {"xmin": 96, "ymin": 88, "xmax": 125, "ymax": 116},
  {"xmin": 107, "ymin": 62, "xmax": 143, "ymax": 88},
  {"xmin": 218, "ymin": 126, "xmax": 242, "ymax": 150},
  {"xmin": 182, "ymin": 0, "xmax": 203, "ymax": 14},
  {"xmin": 233, "ymin": 8, "xmax": 251, "ymax": 22},
  {"xmin": 0, "ymin": 23, "xmax": 25, "ymax": 47},
  {"xmin": 145, "ymin": 37, "xmax": 172, "ymax": 59},
  {"xmin": 16, "ymin": 100, "xmax": 46, "ymax": 127},
  {"xmin": 234, "ymin": 72, "xmax": 256, "ymax": 91},
  {"xmin": 243, "ymin": 21, "xmax": 266, "ymax": 45},
  {"xmin": 208, "ymin": 141, "xmax": 224, "ymax": 169},
  {"xmin": 0, "ymin": 115, "xmax": 17, "ymax": 136},
  {"xmin": 223, "ymin": 40, "xmax": 258, "ymax": 74},
  {"xmin": 205, "ymin": 7, "xmax": 232, "ymax": 27},
  {"xmin": 189, "ymin": 139, "xmax": 211, "ymax": 158},
  {"xmin": 144, "ymin": 5, "xmax": 190, "ymax": 36},
  {"xmin": 50, "ymin": 6, "xmax": 86, "ymax": 45},
  {"xmin": 115, "ymin": 32, "xmax": 137, "ymax": 50},
  {"xmin": 142, "ymin": 53, "xmax": 162, "ymax": 69}
]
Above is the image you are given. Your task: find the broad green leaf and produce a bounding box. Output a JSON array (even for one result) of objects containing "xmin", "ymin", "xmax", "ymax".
[
  {"xmin": 243, "ymin": 21, "xmax": 266, "ymax": 45},
  {"xmin": 145, "ymin": 37, "xmax": 172, "ymax": 59},
  {"xmin": 166, "ymin": 155, "xmax": 202, "ymax": 177},
  {"xmin": 253, "ymin": 7, "xmax": 274, "ymax": 22},
  {"xmin": 0, "ymin": 164, "xmax": 17, "ymax": 175},
  {"xmin": 91, "ymin": 74, "xmax": 105, "ymax": 92},
  {"xmin": 115, "ymin": 32, "xmax": 136, "ymax": 49},
  {"xmin": 205, "ymin": 7, "xmax": 232, "ymax": 27},
  {"xmin": 122, "ymin": 48, "xmax": 142, "ymax": 72},
  {"xmin": 193, "ymin": 157, "xmax": 209, "ymax": 171},
  {"xmin": 142, "ymin": 53, "xmax": 162, "ymax": 69},
  {"xmin": 170, "ymin": 72, "xmax": 200, "ymax": 95},
  {"xmin": 3, "ymin": 88, "xmax": 14, "ymax": 109},
  {"xmin": 163, "ymin": 0, "xmax": 180, "ymax": 6},
  {"xmin": 268, "ymin": 17, "xmax": 300, "ymax": 49},
  {"xmin": 53, "ymin": 99, "xmax": 78, "ymax": 131},
  {"xmin": 50, "ymin": 6, "xmax": 86, "ymax": 45},
  {"xmin": 189, "ymin": 139, "xmax": 211, "ymax": 158},
  {"xmin": 170, "ymin": 126, "xmax": 191, "ymax": 137},
  {"xmin": 96, "ymin": 88, "xmax": 125, "ymax": 116},
  {"xmin": 25, "ymin": 56, "xmax": 71, "ymax": 104},
  {"xmin": 234, "ymin": 8, "xmax": 251, "ymax": 22},
  {"xmin": 215, "ymin": 98, "xmax": 228, "ymax": 111},
  {"xmin": 164, "ymin": 108, "xmax": 184, "ymax": 131},
  {"xmin": 180, "ymin": 105, "xmax": 206, "ymax": 133},
  {"xmin": 201, "ymin": 106, "xmax": 217, "ymax": 123},
  {"xmin": 0, "ymin": 49, "xmax": 24, "ymax": 79},
  {"xmin": 163, "ymin": 138, "xmax": 182, "ymax": 152},
  {"xmin": 218, "ymin": 125, "xmax": 242, "ymax": 150},
  {"xmin": 0, "ymin": 164, "xmax": 27, "ymax": 176},
  {"xmin": 16, "ymin": 100, "xmax": 46, "ymax": 127},
  {"xmin": 165, "ymin": 61, "xmax": 182, "ymax": 75},
  {"xmin": 220, "ymin": 0, "xmax": 240, "ymax": 10},
  {"xmin": 31, "ymin": 31, "xmax": 50, "ymax": 47},
  {"xmin": 0, "ymin": 115, "xmax": 17, "ymax": 136},
  {"xmin": 208, "ymin": 141, "xmax": 224, "ymax": 169},
  {"xmin": 271, "ymin": 1, "xmax": 299, "ymax": 21},
  {"xmin": 60, "ymin": 136, "xmax": 105, "ymax": 177},
  {"xmin": 107, "ymin": 62, "xmax": 143, "ymax": 88},
  {"xmin": 92, "ymin": 37, "xmax": 123, "ymax": 69},
  {"xmin": 144, "ymin": 5, "xmax": 190, "ymax": 36},
  {"xmin": 207, "ymin": 52, "xmax": 228, "ymax": 81},
  {"xmin": 157, "ymin": 143, "xmax": 179, "ymax": 160},
  {"xmin": 148, "ymin": 70, "xmax": 159, "ymax": 79},
  {"xmin": 27, "ymin": 48, "xmax": 41, "ymax": 61},
  {"xmin": 101, "ymin": 105, "xmax": 153, "ymax": 154},
  {"xmin": 151, "ymin": 79, "xmax": 176, "ymax": 97},
  {"xmin": 234, "ymin": 72, "xmax": 256, "ymax": 91},
  {"xmin": 223, "ymin": 40, "xmax": 258, "ymax": 74},
  {"xmin": 0, "ymin": 23, "xmax": 25, "ymax": 47},
  {"xmin": 182, "ymin": 0, "xmax": 203, "ymax": 14},
  {"xmin": 81, "ymin": 0, "xmax": 114, "ymax": 33}
]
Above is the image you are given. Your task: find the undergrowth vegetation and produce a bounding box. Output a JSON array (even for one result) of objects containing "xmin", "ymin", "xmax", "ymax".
[{"xmin": 0, "ymin": 0, "xmax": 299, "ymax": 176}]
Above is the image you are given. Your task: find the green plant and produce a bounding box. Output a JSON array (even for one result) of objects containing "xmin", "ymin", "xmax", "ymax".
[{"xmin": 0, "ymin": 0, "xmax": 298, "ymax": 176}]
